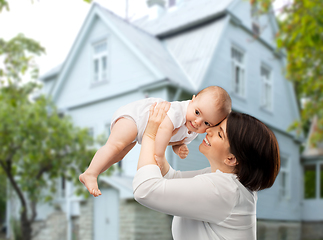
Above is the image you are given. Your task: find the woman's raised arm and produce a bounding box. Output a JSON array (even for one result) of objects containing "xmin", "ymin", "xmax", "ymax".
[{"xmin": 137, "ymin": 101, "xmax": 171, "ymax": 170}]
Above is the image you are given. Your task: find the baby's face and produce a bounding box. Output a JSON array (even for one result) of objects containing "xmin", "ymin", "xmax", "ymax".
[{"xmin": 185, "ymin": 94, "xmax": 226, "ymax": 134}]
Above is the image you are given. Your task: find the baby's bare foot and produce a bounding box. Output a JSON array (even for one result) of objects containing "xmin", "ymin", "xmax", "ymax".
[{"xmin": 79, "ymin": 173, "xmax": 102, "ymax": 197}]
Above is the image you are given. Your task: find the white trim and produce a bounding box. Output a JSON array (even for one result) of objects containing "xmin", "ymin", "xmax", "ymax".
[
  {"xmin": 231, "ymin": 45, "xmax": 245, "ymax": 97},
  {"xmin": 279, "ymin": 155, "xmax": 290, "ymax": 200},
  {"xmin": 260, "ymin": 63, "xmax": 273, "ymax": 111},
  {"xmin": 96, "ymin": 7, "xmax": 164, "ymax": 80},
  {"xmin": 51, "ymin": 4, "xmax": 165, "ymax": 102},
  {"xmin": 92, "ymin": 39, "xmax": 109, "ymax": 84}
]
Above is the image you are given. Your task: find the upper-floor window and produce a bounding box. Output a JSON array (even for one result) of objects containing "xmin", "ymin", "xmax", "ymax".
[
  {"xmin": 280, "ymin": 156, "xmax": 290, "ymax": 199},
  {"xmin": 261, "ymin": 65, "xmax": 272, "ymax": 110},
  {"xmin": 93, "ymin": 40, "xmax": 108, "ymax": 82},
  {"xmin": 251, "ymin": 3, "xmax": 260, "ymax": 35},
  {"xmin": 231, "ymin": 47, "xmax": 245, "ymax": 97}
]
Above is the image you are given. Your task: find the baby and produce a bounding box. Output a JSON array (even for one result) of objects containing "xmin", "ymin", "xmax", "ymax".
[{"xmin": 79, "ymin": 86, "xmax": 231, "ymax": 197}]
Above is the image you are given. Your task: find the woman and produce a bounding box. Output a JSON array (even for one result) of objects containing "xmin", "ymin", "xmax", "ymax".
[{"xmin": 133, "ymin": 102, "xmax": 280, "ymax": 240}]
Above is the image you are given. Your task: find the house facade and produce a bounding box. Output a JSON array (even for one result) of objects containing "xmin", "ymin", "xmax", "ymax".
[{"xmin": 7, "ymin": 0, "xmax": 319, "ymax": 239}]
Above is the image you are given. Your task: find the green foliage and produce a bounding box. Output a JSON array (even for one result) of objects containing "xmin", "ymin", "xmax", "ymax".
[
  {"xmin": 304, "ymin": 166, "xmax": 316, "ymax": 199},
  {"xmin": 258, "ymin": 0, "xmax": 323, "ymax": 142},
  {"xmin": 0, "ymin": 0, "xmax": 9, "ymax": 12},
  {"xmin": 0, "ymin": 34, "xmax": 45, "ymax": 84},
  {"xmin": 277, "ymin": 0, "xmax": 323, "ymax": 143},
  {"xmin": 10, "ymin": 218, "xmax": 22, "ymax": 240},
  {"xmin": 0, "ymin": 32, "xmax": 108, "ymax": 240},
  {"xmin": 0, "ymin": 83, "xmax": 97, "ymax": 202}
]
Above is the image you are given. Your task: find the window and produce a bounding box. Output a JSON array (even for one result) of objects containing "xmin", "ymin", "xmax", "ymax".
[
  {"xmin": 93, "ymin": 40, "xmax": 108, "ymax": 82},
  {"xmin": 280, "ymin": 157, "xmax": 290, "ymax": 198},
  {"xmin": 304, "ymin": 165, "xmax": 316, "ymax": 199},
  {"xmin": 231, "ymin": 47, "xmax": 245, "ymax": 97},
  {"xmin": 261, "ymin": 65, "xmax": 272, "ymax": 110},
  {"xmin": 257, "ymin": 225, "xmax": 266, "ymax": 240},
  {"xmin": 251, "ymin": 3, "xmax": 260, "ymax": 36},
  {"xmin": 278, "ymin": 227, "xmax": 288, "ymax": 240},
  {"xmin": 105, "ymin": 123, "xmax": 111, "ymax": 138},
  {"xmin": 88, "ymin": 127, "xmax": 94, "ymax": 146},
  {"xmin": 57, "ymin": 176, "xmax": 65, "ymax": 199}
]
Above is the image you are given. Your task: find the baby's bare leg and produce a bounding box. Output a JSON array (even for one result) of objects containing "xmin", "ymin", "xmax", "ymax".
[
  {"xmin": 99, "ymin": 142, "xmax": 136, "ymax": 174},
  {"xmin": 79, "ymin": 118, "xmax": 137, "ymax": 197}
]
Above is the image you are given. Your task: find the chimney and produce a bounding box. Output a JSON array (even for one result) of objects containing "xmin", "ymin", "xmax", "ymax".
[{"xmin": 147, "ymin": 0, "xmax": 166, "ymax": 20}]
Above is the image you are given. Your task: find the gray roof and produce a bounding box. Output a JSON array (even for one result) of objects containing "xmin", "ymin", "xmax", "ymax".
[
  {"xmin": 164, "ymin": 16, "xmax": 228, "ymax": 88},
  {"xmin": 39, "ymin": 64, "xmax": 63, "ymax": 81},
  {"xmin": 133, "ymin": 0, "xmax": 233, "ymax": 37},
  {"xmin": 100, "ymin": 175, "xmax": 134, "ymax": 199},
  {"xmin": 43, "ymin": 0, "xmax": 234, "ymax": 93}
]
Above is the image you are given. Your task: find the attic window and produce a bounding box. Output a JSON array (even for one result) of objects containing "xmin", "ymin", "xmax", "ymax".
[
  {"xmin": 93, "ymin": 40, "xmax": 108, "ymax": 82},
  {"xmin": 251, "ymin": 3, "xmax": 260, "ymax": 36}
]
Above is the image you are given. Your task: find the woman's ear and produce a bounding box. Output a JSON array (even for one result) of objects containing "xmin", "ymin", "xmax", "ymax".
[{"xmin": 224, "ymin": 154, "xmax": 238, "ymax": 167}]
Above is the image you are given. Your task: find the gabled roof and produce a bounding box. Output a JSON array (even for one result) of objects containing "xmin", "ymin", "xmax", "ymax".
[
  {"xmin": 164, "ymin": 16, "xmax": 229, "ymax": 89},
  {"xmin": 39, "ymin": 64, "xmax": 62, "ymax": 81},
  {"xmin": 100, "ymin": 175, "xmax": 133, "ymax": 199},
  {"xmin": 49, "ymin": 3, "xmax": 196, "ymax": 101},
  {"xmin": 96, "ymin": 4, "xmax": 194, "ymax": 92},
  {"xmin": 133, "ymin": 0, "xmax": 234, "ymax": 37}
]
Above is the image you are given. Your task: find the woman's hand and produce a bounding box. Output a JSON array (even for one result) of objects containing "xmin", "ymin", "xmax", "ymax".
[
  {"xmin": 144, "ymin": 101, "xmax": 171, "ymax": 140},
  {"xmin": 138, "ymin": 101, "xmax": 171, "ymax": 170}
]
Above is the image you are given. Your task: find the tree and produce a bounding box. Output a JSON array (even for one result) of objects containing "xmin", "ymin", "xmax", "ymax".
[
  {"xmin": 277, "ymin": 0, "xmax": 323, "ymax": 144},
  {"xmin": 0, "ymin": 35, "xmax": 103, "ymax": 240},
  {"xmin": 257, "ymin": 0, "xmax": 323, "ymax": 144}
]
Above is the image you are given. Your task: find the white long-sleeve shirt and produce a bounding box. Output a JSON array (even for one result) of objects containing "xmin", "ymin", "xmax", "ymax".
[{"xmin": 133, "ymin": 165, "xmax": 257, "ymax": 240}]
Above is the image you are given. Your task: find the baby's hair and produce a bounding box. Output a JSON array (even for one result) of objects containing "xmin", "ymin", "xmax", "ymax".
[{"xmin": 196, "ymin": 86, "xmax": 232, "ymax": 115}]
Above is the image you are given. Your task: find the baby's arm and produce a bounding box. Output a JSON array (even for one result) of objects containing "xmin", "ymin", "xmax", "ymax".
[{"xmin": 154, "ymin": 115, "xmax": 174, "ymax": 169}]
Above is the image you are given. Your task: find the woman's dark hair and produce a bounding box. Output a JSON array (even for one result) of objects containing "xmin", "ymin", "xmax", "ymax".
[{"xmin": 226, "ymin": 112, "xmax": 280, "ymax": 191}]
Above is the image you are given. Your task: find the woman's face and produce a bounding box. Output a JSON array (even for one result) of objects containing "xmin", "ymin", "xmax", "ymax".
[{"xmin": 199, "ymin": 118, "xmax": 231, "ymax": 165}]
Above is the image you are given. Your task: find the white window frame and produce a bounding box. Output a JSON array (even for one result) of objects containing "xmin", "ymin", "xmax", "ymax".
[
  {"xmin": 261, "ymin": 64, "xmax": 273, "ymax": 111},
  {"xmin": 56, "ymin": 176, "xmax": 66, "ymax": 199},
  {"xmin": 92, "ymin": 40, "xmax": 108, "ymax": 83},
  {"xmin": 105, "ymin": 122, "xmax": 111, "ymax": 138},
  {"xmin": 279, "ymin": 156, "xmax": 290, "ymax": 200},
  {"xmin": 231, "ymin": 46, "xmax": 245, "ymax": 97},
  {"xmin": 251, "ymin": 3, "xmax": 260, "ymax": 35}
]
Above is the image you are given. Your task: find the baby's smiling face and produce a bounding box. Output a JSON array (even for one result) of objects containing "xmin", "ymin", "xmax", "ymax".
[{"xmin": 185, "ymin": 93, "xmax": 227, "ymax": 134}]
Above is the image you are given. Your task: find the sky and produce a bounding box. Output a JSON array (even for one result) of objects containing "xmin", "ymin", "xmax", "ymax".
[
  {"xmin": 0, "ymin": 0, "xmax": 148, "ymax": 77},
  {"xmin": 0, "ymin": 0, "xmax": 287, "ymax": 78}
]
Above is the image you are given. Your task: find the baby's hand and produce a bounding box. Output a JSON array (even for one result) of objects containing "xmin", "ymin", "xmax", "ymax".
[{"xmin": 177, "ymin": 144, "xmax": 189, "ymax": 159}]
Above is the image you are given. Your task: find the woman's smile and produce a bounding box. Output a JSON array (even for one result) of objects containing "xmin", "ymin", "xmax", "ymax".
[{"xmin": 203, "ymin": 136, "xmax": 211, "ymax": 146}]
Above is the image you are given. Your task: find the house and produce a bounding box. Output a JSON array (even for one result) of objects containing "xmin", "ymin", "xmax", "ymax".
[
  {"xmin": 301, "ymin": 116, "xmax": 323, "ymax": 240},
  {"xmin": 6, "ymin": 0, "xmax": 311, "ymax": 239}
]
